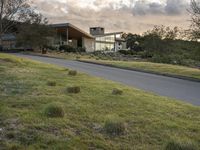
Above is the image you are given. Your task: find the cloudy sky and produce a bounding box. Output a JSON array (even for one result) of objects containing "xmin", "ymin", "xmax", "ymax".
[{"xmin": 33, "ymin": 0, "xmax": 193, "ymax": 34}]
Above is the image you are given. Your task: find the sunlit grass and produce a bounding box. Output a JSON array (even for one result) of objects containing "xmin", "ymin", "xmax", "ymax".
[
  {"xmin": 81, "ymin": 59, "xmax": 200, "ymax": 80},
  {"xmin": 0, "ymin": 53, "xmax": 199, "ymax": 149}
]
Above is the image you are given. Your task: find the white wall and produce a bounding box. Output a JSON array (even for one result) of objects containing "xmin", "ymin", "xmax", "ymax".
[{"xmin": 82, "ymin": 37, "xmax": 95, "ymax": 52}]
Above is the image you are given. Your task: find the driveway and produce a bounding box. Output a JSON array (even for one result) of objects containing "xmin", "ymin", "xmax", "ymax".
[{"xmin": 14, "ymin": 53, "xmax": 200, "ymax": 106}]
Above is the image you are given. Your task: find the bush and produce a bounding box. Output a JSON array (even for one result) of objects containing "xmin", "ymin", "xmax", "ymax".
[
  {"xmin": 59, "ymin": 45, "xmax": 76, "ymax": 53},
  {"xmin": 44, "ymin": 45, "xmax": 58, "ymax": 51},
  {"xmin": 44, "ymin": 103, "xmax": 64, "ymax": 118},
  {"xmin": 68, "ymin": 70, "xmax": 77, "ymax": 76},
  {"xmin": 165, "ymin": 140, "xmax": 197, "ymax": 150},
  {"xmin": 47, "ymin": 81, "xmax": 56, "ymax": 86},
  {"xmin": 104, "ymin": 115, "xmax": 126, "ymax": 136},
  {"xmin": 112, "ymin": 88, "xmax": 123, "ymax": 95},
  {"xmin": 77, "ymin": 47, "xmax": 86, "ymax": 52},
  {"xmin": 67, "ymin": 86, "xmax": 81, "ymax": 94},
  {"xmin": 118, "ymin": 50, "xmax": 136, "ymax": 55},
  {"xmin": 42, "ymin": 49, "xmax": 47, "ymax": 54}
]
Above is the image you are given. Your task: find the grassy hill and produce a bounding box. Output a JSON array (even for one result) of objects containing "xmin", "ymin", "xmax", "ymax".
[{"xmin": 0, "ymin": 53, "xmax": 200, "ymax": 150}]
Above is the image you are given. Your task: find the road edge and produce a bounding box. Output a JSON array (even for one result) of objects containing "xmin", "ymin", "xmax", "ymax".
[{"xmin": 78, "ymin": 60, "xmax": 200, "ymax": 83}]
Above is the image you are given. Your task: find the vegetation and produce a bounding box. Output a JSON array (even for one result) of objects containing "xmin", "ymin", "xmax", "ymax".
[
  {"xmin": 0, "ymin": 0, "xmax": 40, "ymax": 42},
  {"xmin": 47, "ymin": 81, "xmax": 57, "ymax": 87},
  {"xmin": 44, "ymin": 103, "xmax": 65, "ymax": 118},
  {"xmin": 112, "ymin": 88, "xmax": 123, "ymax": 95},
  {"xmin": 104, "ymin": 115, "xmax": 126, "ymax": 136},
  {"xmin": 67, "ymin": 86, "xmax": 81, "ymax": 94},
  {"xmin": 81, "ymin": 59, "xmax": 200, "ymax": 80},
  {"xmin": 189, "ymin": 0, "xmax": 200, "ymax": 40},
  {"xmin": 165, "ymin": 139, "xmax": 198, "ymax": 150},
  {"xmin": 59, "ymin": 45, "xmax": 86, "ymax": 53},
  {"xmin": 0, "ymin": 53, "xmax": 200, "ymax": 149},
  {"xmin": 125, "ymin": 26, "xmax": 200, "ymax": 66},
  {"xmin": 17, "ymin": 22, "xmax": 55, "ymax": 51},
  {"xmin": 68, "ymin": 70, "xmax": 78, "ymax": 76}
]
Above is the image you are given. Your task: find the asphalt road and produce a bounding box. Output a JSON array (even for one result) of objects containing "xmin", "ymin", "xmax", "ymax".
[{"xmin": 14, "ymin": 53, "xmax": 200, "ymax": 106}]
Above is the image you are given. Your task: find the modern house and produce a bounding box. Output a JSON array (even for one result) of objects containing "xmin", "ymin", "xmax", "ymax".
[
  {"xmin": 51, "ymin": 24, "xmax": 126, "ymax": 52},
  {"xmin": 0, "ymin": 23, "xmax": 126, "ymax": 52},
  {"xmin": 50, "ymin": 23, "xmax": 95, "ymax": 52},
  {"xmin": 90, "ymin": 27, "xmax": 126, "ymax": 52}
]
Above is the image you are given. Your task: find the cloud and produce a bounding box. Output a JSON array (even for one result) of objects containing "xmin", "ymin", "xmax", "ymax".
[
  {"xmin": 165, "ymin": 0, "xmax": 188, "ymax": 15},
  {"xmin": 33, "ymin": 0, "xmax": 191, "ymax": 34},
  {"xmin": 132, "ymin": 0, "xmax": 189, "ymax": 15}
]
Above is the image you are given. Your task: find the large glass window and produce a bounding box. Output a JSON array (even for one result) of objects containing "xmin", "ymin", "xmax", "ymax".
[
  {"xmin": 96, "ymin": 35, "xmax": 115, "ymax": 42},
  {"xmin": 96, "ymin": 42, "xmax": 114, "ymax": 51}
]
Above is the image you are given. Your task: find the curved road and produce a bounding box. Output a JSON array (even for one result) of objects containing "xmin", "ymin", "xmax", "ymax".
[{"xmin": 14, "ymin": 54, "xmax": 200, "ymax": 106}]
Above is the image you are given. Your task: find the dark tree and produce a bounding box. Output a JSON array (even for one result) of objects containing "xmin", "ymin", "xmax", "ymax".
[
  {"xmin": 16, "ymin": 17, "xmax": 55, "ymax": 51},
  {"xmin": 0, "ymin": 0, "xmax": 41, "ymax": 43},
  {"xmin": 189, "ymin": 0, "xmax": 200, "ymax": 40}
]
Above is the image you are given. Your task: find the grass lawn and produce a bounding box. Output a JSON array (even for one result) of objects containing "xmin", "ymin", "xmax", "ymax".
[
  {"xmin": 0, "ymin": 53, "xmax": 200, "ymax": 150},
  {"xmin": 81, "ymin": 59, "xmax": 200, "ymax": 80}
]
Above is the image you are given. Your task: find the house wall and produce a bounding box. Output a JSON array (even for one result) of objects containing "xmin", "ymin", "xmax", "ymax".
[
  {"xmin": 68, "ymin": 39, "xmax": 78, "ymax": 48},
  {"xmin": 82, "ymin": 37, "xmax": 95, "ymax": 52},
  {"xmin": 2, "ymin": 40, "xmax": 16, "ymax": 49}
]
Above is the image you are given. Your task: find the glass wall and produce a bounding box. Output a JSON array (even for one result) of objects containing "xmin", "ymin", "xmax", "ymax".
[
  {"xmin": 96, "ymin": 42, "xmax": 114, "ymax": 51},
  {"xmin": 96, "ymin": 35, "xmax": 115, "ymax": 42}
]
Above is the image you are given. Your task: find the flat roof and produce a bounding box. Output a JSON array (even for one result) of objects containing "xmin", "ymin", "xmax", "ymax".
[{"xmin": 50, "ymin": 23, "xmax": 94, "ymax": 39}]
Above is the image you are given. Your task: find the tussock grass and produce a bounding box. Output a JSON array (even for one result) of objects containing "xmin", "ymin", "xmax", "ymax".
[
  {"xmin": 67, "ymin": 86, "xmax": 81, "ymax": 94},
  {"xmin": 68, "ymin": 70, "xmax": 77, "ymax": 76},
  {"xmin": 46, "ymin": 81, "xmax": 57, "ymax": 86},
  {"xmin": 104, "ymin": 115, "xmax": 126, "ymax": 136},
  {"xmin": 165, "ymin": 140, "xmax": 198, "ymax": 150},
  {"xmin": 0, "ymin": 53, "xmax": 200, "ymax": 149},
  {"xmin": 44, "ymin": 103, "xmax": 64, "ymax": 118},
  {"xmin": 112, "ymin": 88, "xmax": 123, "ymax": 95}
]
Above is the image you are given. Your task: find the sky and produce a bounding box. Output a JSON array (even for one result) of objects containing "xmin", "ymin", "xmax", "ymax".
[{"xmin": 32, "ymin": 0, "xmax": 193, "ymax": 34}]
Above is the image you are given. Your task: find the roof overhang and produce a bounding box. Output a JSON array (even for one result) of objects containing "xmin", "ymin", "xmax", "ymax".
[{"xmin": 50, "ymin": 23, "xmax": 94, "ymax": 39}]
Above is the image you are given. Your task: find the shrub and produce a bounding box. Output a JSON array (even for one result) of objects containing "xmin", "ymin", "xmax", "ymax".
[
  {"xmin": 47, "ymin": 81, "xmax": 56, "ymax": 86},
  {"xmin": 44, "ymin": 45, "xmax": 57, "ymax": 51},
  {"xmin": 112, "ymin": 88, "xmax": 123, "ymax": 95},
  {"xmin": 68, "ymin": 70, "xmax": 77, "ymax": 76},
  {"xmin": 104, "ymin": 115, "xmax": 126, "ymax": 136},
  {"xmin": 165, "ymin": 140, "xmax": 197, "ymax": 150},
  {"xmin": 77, "ymin": 47, "xmax": 86, "ymax": 52},
  {"xmin": 67, "ymin": 86, "xmax": 81, "ymax": 94},
  {"xmin": 42, "ymin": 49, "xmax": 47, "ymax": 54},
  {"xmin": 44, "ymin": 103, "xmax": 64, "ymax": 118},
  {"xmin": 59, "ymin": 45, "xmax": 76, "ymax": 53}
]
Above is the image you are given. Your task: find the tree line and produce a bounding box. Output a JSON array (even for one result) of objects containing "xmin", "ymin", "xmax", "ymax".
[
  {"xmin": 123, "ymin": 0, "xmax": 200, "ymax": 66},
  {"xmin": 0, "ymin": 0, "xmax": 54, "ymax": 50}
]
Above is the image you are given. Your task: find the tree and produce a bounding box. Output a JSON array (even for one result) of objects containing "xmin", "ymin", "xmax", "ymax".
[
  {"xmin": 0, "ymin": 0, "xmax": 40, "ymax": 43},
  {"xmin": 189, "ymin": 0, "xmax": 200, "ymax": 40},
  {"xmin": 16, "ymin": 17, "xmax": 55, "ymax": 51},
  {"xmin": 125, "ymin": 33, "xmax": 143, "ymax": 51},
  {"xmin": 143, "ymin": 25, "xmax": 181, "ymax": 40}
]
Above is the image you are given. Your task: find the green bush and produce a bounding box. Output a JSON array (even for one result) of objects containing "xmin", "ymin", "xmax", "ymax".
[
  {"xmin": 47, "ymin": 81, "xmax": 56, "ymax": 86},
  {"xmin": 44, "ymin": 103, "xmax": 65, "ymax": 118},
  {"xmin": 44, "ymin": 45, "xmax": 57, "ymax": 51},
  {"xmin": 77, "ymin": 47, "xmax": 86, "ymax": 52},
  {"xmin": 118, "ymin": 50, "xmax": 136, "ymax": 55},
  {"xmin": 67, "ymin": 86, "xmax": 81, "ymax": 94},
  {"xmin": 104, "ymin": 115, "xmax": 126, "ymax": 136},
  {"xmin": 68, "ymin": 70, "xmax": 77, "ymax": 76},
  {"xmin": 59, "ymin": 45, "xmax": 76, "ymax": 53},
  {"xmin": 112, "ymin": 88, "xmax": 123, "ymax": 95},
  {"xmin": 165, "ymin": 140, "xmax": 197, "ymax": 150}
]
